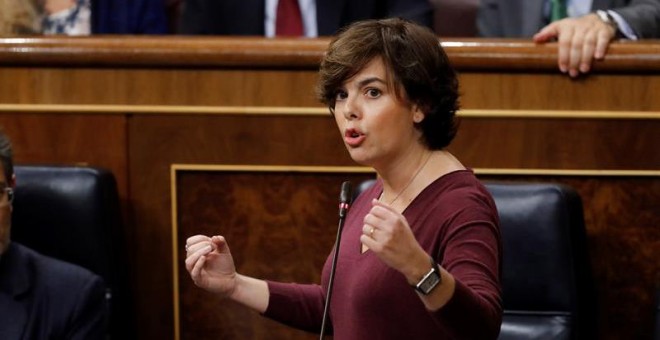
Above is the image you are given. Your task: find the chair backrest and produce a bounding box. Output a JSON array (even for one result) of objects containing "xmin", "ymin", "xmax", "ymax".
[
  {"xmin": 655, "ymin": 288, "xmax": 660, "ymax": 340},
  {"xmin": 353, "ymin": 180, "xmax": 596, "ymax": 339},
  {"xmin": 11, "ymin": 165, "xmax": 133, "ymax": 339},
  {"xmin": 490, "ymin": 183, "xmax": 596, "ymax": 340}
]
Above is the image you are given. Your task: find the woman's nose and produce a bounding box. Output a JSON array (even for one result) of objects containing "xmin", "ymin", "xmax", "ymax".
[{"xmin": 340, "ymin": 95, "xmax": 360, "ymax": 120}]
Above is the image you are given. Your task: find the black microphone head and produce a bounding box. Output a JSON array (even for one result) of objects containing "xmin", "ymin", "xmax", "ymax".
[{"xmin": 339, "ymin": 181, "xmax": 352, "ymax": 204}]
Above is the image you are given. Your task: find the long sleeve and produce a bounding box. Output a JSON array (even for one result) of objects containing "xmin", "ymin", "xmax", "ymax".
[
  {"xmin": 263, "ymin": 281, "xmax": 327, "ymax": 333},
  {"xmin": 611, "ymin": 0, "xmax": 660, "ymax": 38},
  {"xmin": 430, "ymin": 198, "xmax": 503, "ymax": 338}
]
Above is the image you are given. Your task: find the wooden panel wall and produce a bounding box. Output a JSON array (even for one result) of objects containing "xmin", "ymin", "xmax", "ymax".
[
  {"xmin": 0, "ymin": 37, "xmax": 658, "ymax": 340},
  {"xmin": 175, "ymin": 170, "xmax": 375, "ymax": 340},
  {"xmin": 0, "ymin": 113, "xmax": 127, "ymax": 201}
]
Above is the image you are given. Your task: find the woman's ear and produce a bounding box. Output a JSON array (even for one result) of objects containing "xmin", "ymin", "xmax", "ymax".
[{"xmin": 412, "ymin": 105, "xmax": 425, "ymax": 123}]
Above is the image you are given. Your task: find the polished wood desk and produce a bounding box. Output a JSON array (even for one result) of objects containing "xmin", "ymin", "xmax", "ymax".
[{"xmin": 0, "ymin": 37, "xmax": 658, "ymax": 339}]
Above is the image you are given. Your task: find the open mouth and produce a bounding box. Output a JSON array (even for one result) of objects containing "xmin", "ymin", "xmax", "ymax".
[{"xmin": 344, "ymin": 128, "xmax": 366, "ymax": 147}]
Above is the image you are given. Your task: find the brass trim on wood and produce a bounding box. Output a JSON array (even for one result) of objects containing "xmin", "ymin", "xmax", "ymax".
[
  {"xmin": 171, "ymin": 164, "xmax": 660, "ymax": 176},
  {"xmin": 170, "ymin": 166, "xmax": 182, "ymax": 340},
  {"xmin": 171, "ymin": 164, "xmax": 376, "ymax": 173},
  {"xmin": 0, "ymin": 104, "xmax": 329, "ymax": 115},
  {"xmin": 475, "ymin": 168, "xmax": 660, "ymax": 176},
  {"xmin": 459, "ymin": 109, "xmax": 660, "ymax": 119},
  {"xmin": 2, "ymin": 104, "xmax": 659, "ymax": 119}
]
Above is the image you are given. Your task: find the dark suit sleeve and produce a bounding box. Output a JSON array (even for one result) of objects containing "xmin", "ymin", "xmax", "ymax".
[
  {"xmin": 91, "ymin": 0, "xmax": 167, "ymax": 34},
  {"xmin": 136, "ymin": 0, "xmax": 169, "ymax": 34},
  {"xmin": 612, "ymin": 0, "xmax": 660, "ymax": 38},
  {"xmin": 180, "ymin": 0, "xmax": 208, "ymax": 33},
  {"xmin": 66, "ymin": 275, "xmax": 107, "ymax": 340}
]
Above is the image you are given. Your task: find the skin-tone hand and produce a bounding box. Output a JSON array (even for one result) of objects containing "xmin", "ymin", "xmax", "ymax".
[
  {"xmin": 361, "ymin": 199, "xmax": 429, "ymax": 277},
  {"xmin": 185, "ymin": 235, "xmax": 237, "ymax": 297},
  {"xmin": 361, "ymin": 199, "xmax": 455, "ymax": 310},
  {"xmin": 533, "ymin": 13, "xmax": 617, "ymax": 77},
  {"xmin": 185, "ymin": 235, "xmax": 270, "ymax": 313}
]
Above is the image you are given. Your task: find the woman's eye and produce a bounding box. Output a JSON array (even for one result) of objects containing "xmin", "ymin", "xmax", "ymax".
[
  {"xmin": 366, "ymin": 88, "xmax": 381, "ymax": 98},
  {"xmin": 335, "ymin": 90, "xmax": 348, "ymax": 100}
]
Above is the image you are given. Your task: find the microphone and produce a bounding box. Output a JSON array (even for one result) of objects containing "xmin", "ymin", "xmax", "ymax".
[
  {"xmin": 319, "ymin": 181, "xmax": 352, "ymax": 339},
  {"xmin": 338, "ymin": 181, "xmax": 351, "ymax": 218}
]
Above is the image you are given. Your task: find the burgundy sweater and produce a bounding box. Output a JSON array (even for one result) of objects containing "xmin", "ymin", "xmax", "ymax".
[{"xmin": 264, "ymin": 170, "xmax": 502, "ymax": 339}]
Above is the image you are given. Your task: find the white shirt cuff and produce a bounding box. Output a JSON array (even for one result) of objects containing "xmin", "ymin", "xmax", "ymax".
[{"xmin": 608, "ymin": 10, "xmax": 638, "ymax": 40}]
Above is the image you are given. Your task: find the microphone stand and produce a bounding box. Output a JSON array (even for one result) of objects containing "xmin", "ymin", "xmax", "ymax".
[{"xmin": 319, "ymin": 181, "xmax": 352, "ymax": 340}]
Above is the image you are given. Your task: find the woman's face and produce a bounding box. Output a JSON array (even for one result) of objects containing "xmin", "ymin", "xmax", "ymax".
[{"xmin": 333, "ymin": 57, "xmax": 424, "ymax": 169}]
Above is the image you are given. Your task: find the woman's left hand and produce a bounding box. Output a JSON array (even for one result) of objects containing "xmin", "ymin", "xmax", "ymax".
[{"xmin": 361, "ymin": 199, "xmax": 429, "ymax": 279}]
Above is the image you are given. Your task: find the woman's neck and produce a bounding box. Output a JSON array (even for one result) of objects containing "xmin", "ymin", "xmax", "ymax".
[
  {"xmin": 378, "ymin": 150, "xmax": 432, "ymax": 205},
  {"xmin": 377, "ymin": 150, "xmax": 465, "ymax": 209}
]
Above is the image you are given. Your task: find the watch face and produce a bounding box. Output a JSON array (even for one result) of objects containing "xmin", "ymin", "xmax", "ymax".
[{"xmin": 417, "ymin": 271, "xmax": 441, "ymax": 295}]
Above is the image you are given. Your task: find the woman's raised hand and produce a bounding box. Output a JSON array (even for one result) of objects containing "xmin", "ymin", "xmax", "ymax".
[
  {"xmin": 361, "ymin": 199, "xmax": 429, "ymax": 278},
  {"xmin": 185, "ymin": 235, "xmax": 237, "ymax": 298}
]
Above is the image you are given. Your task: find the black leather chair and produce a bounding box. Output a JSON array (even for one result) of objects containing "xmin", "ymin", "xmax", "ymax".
[
  {"xmin": 654, "ymin": 288, "xmax": 660, "ymax": 340},
  {"xmin": 491, "ymin": 183, "xmax": 596, "ymax": 340},
  {"xmin": 11, "ymin": 165, "xmax": 134, "ymax": 339},
  {"xmin": 354, "ymin": 180, "xmax": 596, "ymax": 339}
]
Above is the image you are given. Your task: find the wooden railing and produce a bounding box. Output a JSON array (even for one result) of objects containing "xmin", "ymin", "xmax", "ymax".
[{"xmin": 2, "ymin": 36, "xmax": 660, "ymax": 70}]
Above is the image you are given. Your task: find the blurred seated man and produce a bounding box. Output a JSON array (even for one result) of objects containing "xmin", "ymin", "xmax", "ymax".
[
  {"xmin": 0, "ymin": 130, "xmax": 107, "ymax": 339},
  {"xmin": 43, "ymin": 0, "xmax": 168, "ymax": 34},
  {"xmin": 0, "ymin": 0, "xmax": 41, "ymax": 34},
  {"xmin": 179, "ymin": 0, "xmax": 433, "ymax": 36},
  {"xmin": 0, "ymin": 0, "xmax": 167, "ymax": 35},
  {"xmin": 478, "ymin": 0, "xmax": 660, "ymax": 77}
]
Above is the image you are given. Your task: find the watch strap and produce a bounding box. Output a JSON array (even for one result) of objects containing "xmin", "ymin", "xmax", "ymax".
[
  {"xmin": 413, "ymin": 256, "xmax": 442, "ymax": 295},
  {"xmin": 595, "ymin": 10, "xmax": 620, "ymax": 36}
]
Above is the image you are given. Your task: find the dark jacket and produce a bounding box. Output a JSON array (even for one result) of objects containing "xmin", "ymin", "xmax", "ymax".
[
  {"xmin": 478, "ymin": 0, "xmax": 660, "ymax": 38},
  {"xmin": 180, "ymin": 0, "xmax": 433, "ymax": 35},
  {"xmin": 92, "ymin": 0, "xmax": 168, "ymax": 34},
  {"xmin": 0, "ymin": 243, "xmax": 106, "ymax": 340}
]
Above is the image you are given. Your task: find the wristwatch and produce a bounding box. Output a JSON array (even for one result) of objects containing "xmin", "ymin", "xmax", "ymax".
[
  {"xmin": 414, "ymin": 257, "xmax": 442, "ymax": 295},
  {"xmin": 595, "ymin": 10, "xmax": 620, "ymax": 35}
]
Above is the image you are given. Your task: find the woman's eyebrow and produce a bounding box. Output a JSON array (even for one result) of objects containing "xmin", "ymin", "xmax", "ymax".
[{"xmin": 356, "ymin": 77, "xmax": 386, "ymax": 88}]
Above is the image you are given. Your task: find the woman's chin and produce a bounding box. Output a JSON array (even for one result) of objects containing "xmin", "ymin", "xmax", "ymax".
[{"xmin": 347, "ymin": 151, "xmax": 374, "ymax": 167}]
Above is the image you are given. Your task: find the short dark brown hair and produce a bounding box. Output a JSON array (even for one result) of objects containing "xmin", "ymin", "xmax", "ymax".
[{"xmin": 317, "ymin": 18, "xmax": 459, "ymax": 149}]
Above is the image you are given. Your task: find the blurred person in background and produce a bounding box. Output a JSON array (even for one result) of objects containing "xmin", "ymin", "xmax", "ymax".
[
  {"xmin": 43, "ymin": 0, "xmax": 168, "ymax": 34},
  {"xmin": 0, "ymin": 129, "xmax": 107, "ymax": 339},
  {"xmin": 179, "ymin": 0, "xmax": 434, "ymax": 36},
  {"xmin": 0, "ymin": 0, "xmax": 167, "ymax": 35},
  {"xmin": 0, "ymin": 0, "xmax": 41, "ymax": 35},
  {"xmin": 478, "ymin": 0, "xmax": 660, "ymax": 77}
]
